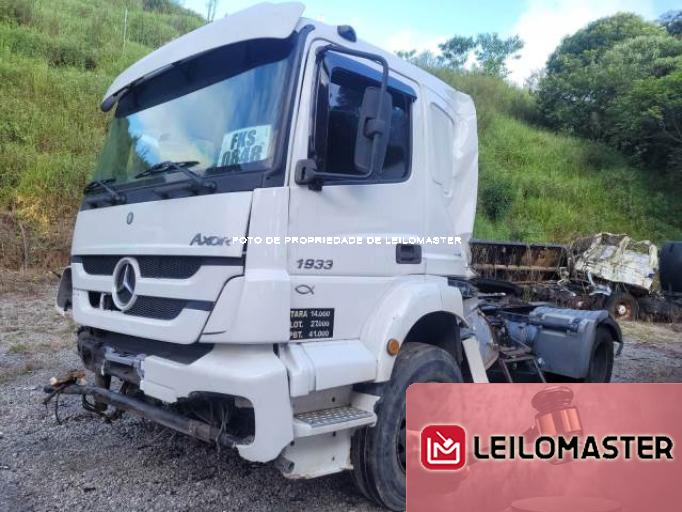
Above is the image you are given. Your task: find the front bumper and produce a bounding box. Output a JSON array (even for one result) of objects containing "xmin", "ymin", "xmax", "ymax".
[{"xmin": 78, "ymin": 332, "xmax": 293, "ymax": 463}]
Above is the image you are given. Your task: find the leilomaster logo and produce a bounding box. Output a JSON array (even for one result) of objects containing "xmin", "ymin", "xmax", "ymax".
[
  {"xmin": 420, "ymin": 424, "xmax": 466, "ymax": 470},
  {"xmin": 420, "ymin": 423, "xmax": 675, "ymax": 471}
]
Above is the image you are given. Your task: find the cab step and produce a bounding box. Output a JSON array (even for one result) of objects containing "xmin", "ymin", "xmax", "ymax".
[{"xmin": 293, "ymin": 406, "xmax": 376, "ymax": 437}]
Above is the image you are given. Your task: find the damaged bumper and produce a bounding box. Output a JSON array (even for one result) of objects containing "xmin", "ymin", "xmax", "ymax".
[
  {"xmin": 74, "ymin": 331, "xmax": 294, "ymax": 463},
  {"xmin": 45, "ymin": 382, "xmax": 241, "ymax": 447}
]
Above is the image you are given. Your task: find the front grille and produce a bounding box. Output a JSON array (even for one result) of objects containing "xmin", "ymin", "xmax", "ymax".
[
  {"xmin": 138, "ymin": 257, "xmax": 203, "ymax": 279},
  {"xmin": 88, "ymin": 292, "xmax": 206, "ymax": 321},
  {"xmin": 81, "ymin": 256, "xmax": 119, "ymax": 276},
  {"xmin": 75, "ymin": 255, "xmax": 241, "ymax": 279},
  {"xmin": 125, "ymin": 296, "xmax": 186, "ymax": 320}
]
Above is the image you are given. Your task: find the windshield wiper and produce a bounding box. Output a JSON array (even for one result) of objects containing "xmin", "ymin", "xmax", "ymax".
[
  {"xmin": 134, "ymin": 160, "xmax": 200, "ymax": 179},
  {"xmin": 135, "ymin": 161, "xmax": 216, "ymax": 196},
  {"xmin": 84, "ymin": 178, "xmax": 126, "ymax": 205}
]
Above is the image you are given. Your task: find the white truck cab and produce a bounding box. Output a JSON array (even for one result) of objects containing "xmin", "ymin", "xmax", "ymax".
[{"xmin": 52, "ymin": 4, "xmax": 622, "ymax": 510}]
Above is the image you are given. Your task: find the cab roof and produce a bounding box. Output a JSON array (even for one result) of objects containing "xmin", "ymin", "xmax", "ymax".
[
  {"xmin": 102, "ymin": 2, "xmax": 305, "ymax": 106},
  {"xmin": 103, "ymin": 2, "xmax": 467, "ymax": 114}
]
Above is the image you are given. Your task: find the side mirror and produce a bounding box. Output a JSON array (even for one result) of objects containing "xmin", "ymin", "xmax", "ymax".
[
  {"xmin": 354, "ymin": 86, "xmax": 393, "ymax": 175},
  {"xmin": 295, "ymin": 45, "xmax": 393, "ymax": 190}
]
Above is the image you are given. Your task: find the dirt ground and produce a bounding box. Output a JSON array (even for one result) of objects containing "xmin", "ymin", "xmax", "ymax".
[
  {"xmin": 1, "ymin": 280, "xmax": 680, "ymax": 511},
  {"xmin": 613, "ymin": 320, "xmax": 682, "ymax": 382}
]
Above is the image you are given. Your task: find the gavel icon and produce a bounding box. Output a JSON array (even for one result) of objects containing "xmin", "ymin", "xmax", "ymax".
[
  {"xmin": 527, "ymin": 386, "xmax": 582, "ymax": 464},
  {"xmin": 531, "ymin": 386, "xmax": 583, "ymax": 438},
  {"xmin": 510, "ymin": 387, "xmax": 621, "ymax": 512}
]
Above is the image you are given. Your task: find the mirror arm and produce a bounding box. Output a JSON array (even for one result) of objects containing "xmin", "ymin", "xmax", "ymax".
[
  {"xmin": 295, "ymin": 159, "xmax": 324, "ymax": 191},
  {"xmin": 295, "ymin": 158, "xmax": 375, "ymax": 191}
]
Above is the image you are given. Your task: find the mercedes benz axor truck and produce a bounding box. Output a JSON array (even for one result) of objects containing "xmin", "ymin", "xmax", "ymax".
[{"xmin": 51, "ymin": 3, "xmax": 622, "ymax": 510}]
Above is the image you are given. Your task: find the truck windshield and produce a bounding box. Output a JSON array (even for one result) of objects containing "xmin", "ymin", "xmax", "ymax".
[{"xmin": 91, "ymin": 35, "xmax": 298, "ymax": 194}]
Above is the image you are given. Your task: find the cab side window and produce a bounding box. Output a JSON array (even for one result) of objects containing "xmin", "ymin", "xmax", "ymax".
[{"xmin": 313, "ymin": 61, "xmax": 413, "ymax": 182}]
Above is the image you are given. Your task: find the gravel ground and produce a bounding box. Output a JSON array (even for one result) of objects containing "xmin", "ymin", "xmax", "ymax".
[
  {"xmin": 1, "ymin": 281, "xmax": 680, "ymax": 511},
  {"xmin": 613, "ymin": 320, "xmax": 682, "ymax": 382}
]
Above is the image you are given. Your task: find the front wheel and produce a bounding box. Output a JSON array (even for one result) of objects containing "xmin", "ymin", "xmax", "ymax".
[{"xmin": 351, "ymin": 342, "xmax": 463, "ymax": 511}]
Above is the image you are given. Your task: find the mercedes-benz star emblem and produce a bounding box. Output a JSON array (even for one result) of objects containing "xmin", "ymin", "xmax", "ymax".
[{"xmin": 112, "ymin": 257, "xmax": 139, "ymax": 311}]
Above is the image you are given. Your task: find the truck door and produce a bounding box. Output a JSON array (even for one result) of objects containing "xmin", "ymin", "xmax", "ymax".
[{"xmin": 286, "ymin": 44, "xmax": 425, "ymax": 340}]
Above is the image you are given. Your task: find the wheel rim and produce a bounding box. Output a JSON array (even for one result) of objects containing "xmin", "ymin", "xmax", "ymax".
[{"xmin": 613, "ymin": 300, "xmax": 633, "ymax": 320}]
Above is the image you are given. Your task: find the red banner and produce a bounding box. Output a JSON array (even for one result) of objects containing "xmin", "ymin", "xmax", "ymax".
[{"xmin": 407, "ymin": 384, "xmax": 681, "ymax": 512}]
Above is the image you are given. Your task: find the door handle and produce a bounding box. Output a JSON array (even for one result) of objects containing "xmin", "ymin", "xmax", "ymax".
[{"xmin": 396, "ymin": 244, "xmax": 422, "ymax": 264}]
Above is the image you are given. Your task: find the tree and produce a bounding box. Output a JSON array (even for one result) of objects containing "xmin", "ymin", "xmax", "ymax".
[
  {"xmin": 659, "ymin": 10, "xmax": 682, "ymax": 38},
  {"xmin": 206, "ymin": 0, "xmax": 218, "ymax": 22},
  {"xmin": 474, "ymin": 33, "xmax": 523, "ymax": 77},
  {"xmin": 538, "ymin": 13, "xmax": 665, "ymax": 137},
  {"xmin": 545, "ymin": 13, "xmax": 663, "ymax": 74},
  {"xmin": 396, "ymin": 49, "xmax": 444, "ymax": 68},
  {"xmin": 406, "ymin": 33, "xmax": 523, "ymax": 77},
  {"xmin": 439, "ymin": 35, "xmax": 475, "ymax": 69},
  {"xmin": 537, "ymin": 13, "xmax": 682, "ymax": 173},
  {"xmin": 603, "ymin": 37, "xmax": 682, "ymax": 168},
  {"xmin": 396, "ymin": 49, "xmax": 417, "ymax": 61},
  {"xmin": 524, "ymin": 68, "xmax": 546, "ymax": 92},
  {"xmin": 143, "ymin": 0, "xmax": 177, "ymax": 12}
]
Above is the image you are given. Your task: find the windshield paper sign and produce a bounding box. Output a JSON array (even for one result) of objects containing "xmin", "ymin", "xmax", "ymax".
[{"xmin": 218, "ymin": 125, "xmax": 271, "ymax": 166}]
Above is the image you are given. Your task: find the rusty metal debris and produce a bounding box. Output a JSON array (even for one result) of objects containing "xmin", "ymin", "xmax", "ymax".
[
  {"xmin": 470, "ymin": 240, "xmax": 566, "ymax": 282},
  {"xmin": 471, "ymin": 235, "xmax": 681, "ymax": 322},
  {"xmin": 42, "ymin": 380, "xmax": 241, "ymax": 448}
]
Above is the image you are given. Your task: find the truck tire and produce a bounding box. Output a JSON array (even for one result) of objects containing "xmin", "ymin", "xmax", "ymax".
[
  {"xmin": 583, "ymin": 327, "xmax": 615, "ymax": 383},
  {"xmin": 607, "ymin": 291, "xmax": 638, "ymax": 321},
  {"xmin": 351, "ymin": 342, "xmax": 463, "ymax": 511}
]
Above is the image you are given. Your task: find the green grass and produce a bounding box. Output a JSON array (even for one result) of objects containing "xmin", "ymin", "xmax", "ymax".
[
  {"xmin": 475, "ymin": 113, "xmax": 682, "ymax": 242},
  {"xmin": 0, "ymin": 0, "xmax": 203, "ymax": 267},
  {"xmin": 433, "ymin": 69, "xmax": 682, "ymax": 243},
  {"xmin": 7, "ymin": 342, "xmax": 30, "ymax": 354},
  {"xmin": 0, "ymin": 0, "xmax": 680, "ymax": 269}
]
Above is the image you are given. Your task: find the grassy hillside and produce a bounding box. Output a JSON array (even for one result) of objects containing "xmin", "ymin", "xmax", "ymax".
[
  {"xmin": 1, "ymin": 0, "xmax": 680, "ymax": 270},
  {"xmin": 434, "ymin": 70, "xmax": 682, "ymax": 244},
  {"xmin": 0, "ymin": 0, "xmax": 203, "ymax": 268}
]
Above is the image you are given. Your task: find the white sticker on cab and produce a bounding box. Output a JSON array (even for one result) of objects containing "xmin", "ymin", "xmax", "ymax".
[{"xmin": 218, "ymin": 125, "xmax": 271, "ymax": 167}]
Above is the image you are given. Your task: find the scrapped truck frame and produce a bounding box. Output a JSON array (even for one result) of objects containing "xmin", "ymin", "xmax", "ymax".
[
  {"xmin": 471, "ymin": 233, "xmax": 682, "ymax": 323},
  {"xmin": 46, "ymin": 3, "xmax": 624, "ymax": 510}
]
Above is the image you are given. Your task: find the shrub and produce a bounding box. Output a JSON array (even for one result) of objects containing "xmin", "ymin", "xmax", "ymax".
[
  {"xmin": 479, "ymin": 173, "xmax": 514, "ymax": 221},
  {"xmin": 0, "ymin": 0, "xmax": 35, "ymax": 25}
]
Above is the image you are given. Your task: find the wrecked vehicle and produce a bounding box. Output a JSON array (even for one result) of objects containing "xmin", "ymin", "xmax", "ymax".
[
  {"xmin": 569, "ymin": 233, "xmax": 658, "ymax": 320},
  {"xmin": 47, "ymin": 3, "xmax": 622, "ymax": 510},
  {"xmin": 471, "ymin": 234, "xmax": 665, "ymax": 321}
]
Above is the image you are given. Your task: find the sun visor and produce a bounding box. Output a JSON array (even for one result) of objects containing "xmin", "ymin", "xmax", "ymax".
[{"xmin": 101, "ymin": 2, "xmax": 305, "ymax": 110}]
